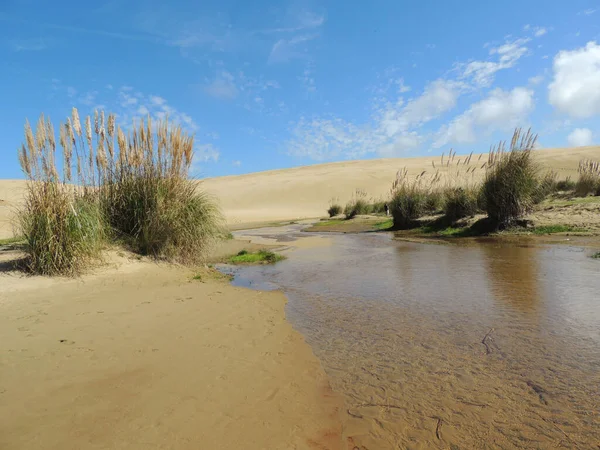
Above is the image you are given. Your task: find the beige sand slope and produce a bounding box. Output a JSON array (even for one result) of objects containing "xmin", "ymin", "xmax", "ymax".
[
  {"xmin": 1, "ymin": 146, "xmax": 599, "ymax": 236},
  {"xmin": 202, "ymin": 146, "xmax": 600, "ymax": 225}
]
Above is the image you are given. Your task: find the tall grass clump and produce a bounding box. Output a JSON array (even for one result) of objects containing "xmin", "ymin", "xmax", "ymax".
[
  {"xmin": 482, "ymin": 128, "xmax": 540, "ymax": 226},
  {"xmin": 344, "ymin": 189, "xmax": 371, "ymax": 219},
  {"xmin": 96, "ymin": 115, "xmax": 224, "ymax": 263},
  {"xmin": 17, "ymin": 116, "xmax": 105, "ymax": 275},
  {"xmin": 389, "ymin": 169, "xmax": 432, "ymax": 228},
  {"xmin": 575, "ymin": 159, "xmax": 600, "ymax": 197},
  {"xmin": 443, "ymin": 186, "xmax": 481, "ymax": 222},
  {"xmin": 17, "ymin": 109, "xmax": 224, "ymax": 274}
]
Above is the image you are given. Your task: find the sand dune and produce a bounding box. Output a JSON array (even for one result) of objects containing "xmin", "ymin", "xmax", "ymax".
[
  {"xmin": 203, "ymin": 146, "xmax": 600, "ymax": 225},
  {"xmin": 1, "ymin": 146, "xmax": 599, "ymax": 236}
]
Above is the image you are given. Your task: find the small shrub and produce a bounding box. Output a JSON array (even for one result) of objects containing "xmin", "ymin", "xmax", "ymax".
[
  {"xmin": 237, "ymin": 249, "xmax": 249, "ymax": 256},
  {"xmin": 425, "ymin": 189, "xmax": 445, "ymax": 213},
  {"xmin": 443, "ymin": 186, "xmax": 480, "ymax": 222},
  {"xmin": 327, "ymin": 204, "xmax": 342, "ymax": 217},
  {"xmin": 482, "ymin": 128, "xmax": 540, "ymax": 226},
  {"xmin": 344, "ymin": 190, "xmax": 371, "ymax": 219},
  {"xmin": 344, "ymin": 199, "xmax": 371, "ymax": 219},
  {"xmin": 592, "ymin": 251, "xmax": 600, "ymax": 259},
  {"xmin": 575, "ymin": 159, "xmax": 600, "ymax": 197},
  {"xmin": 555, "ymin": 177, "xmax": 575, "ymax": 192},
  {"xmin": 533, "ymin": 170, "xmax": 558, "ymax": 204}
]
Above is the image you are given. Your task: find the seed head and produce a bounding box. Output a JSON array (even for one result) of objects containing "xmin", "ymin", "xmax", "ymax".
[{"xmin": 72, "ymin": 107, "xmax": 82, "ymax": 137}]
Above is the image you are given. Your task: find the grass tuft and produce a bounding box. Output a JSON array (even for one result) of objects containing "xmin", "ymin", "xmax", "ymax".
[
  {"xmin": 327, "ymin": 204, "xmax": 342, "ymax": 217},
  {"xmin": 591, "ymin": 251, "xmax": 600, "ymax": 259},
  {"xmin": 575, "ymin": 159, "xmax": 600, "ymax": 197}
]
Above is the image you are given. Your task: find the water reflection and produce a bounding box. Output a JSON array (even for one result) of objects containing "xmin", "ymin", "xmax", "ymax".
[{"xmin": 479, "ymin": 239, "xmax": 540, "ymax": 315}]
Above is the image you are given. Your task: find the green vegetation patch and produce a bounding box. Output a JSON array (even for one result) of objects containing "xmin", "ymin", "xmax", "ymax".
[
  {"xmin": 530, "ymin": 225, "xmax": 580, "ymax": 235},
  {"xmin": 0, "ymin": 236, "xmax": 26, "ymax": 246},
  {"xmin": 374, "ymin": 218, "xmax": 394, "ymax": 230},
  {"xmin": 228, "ymin": 249, "xmax": 285, "ymax": 264},
  {"xmin": 591, "ymin": 252, "xmax": 600, "ymax": 259}
]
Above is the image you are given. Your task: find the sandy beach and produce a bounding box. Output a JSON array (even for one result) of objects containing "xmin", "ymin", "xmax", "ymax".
[{"xmin": 0, "ymin": 251, "xmax": 344, "ymax": 450}]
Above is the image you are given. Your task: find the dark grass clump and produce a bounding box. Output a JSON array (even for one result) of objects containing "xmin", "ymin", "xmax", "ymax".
[
  {"xmin": 575, "ymin": 159, "xmax": 600, "ymax": 197},
  {"xmin": 555, "ymin": 177, "xmax": 576, "ymax": 192},
  {"xmin": 443, "ymin": 186, "xmax": 481, "ymax": 222},
  {"xmin": 482, "ymin": 128, "xmax": 540, "ymax": 227},
  {"xmin": 327, "ymin": 204, "xmax": 342, "ymax": 217}
]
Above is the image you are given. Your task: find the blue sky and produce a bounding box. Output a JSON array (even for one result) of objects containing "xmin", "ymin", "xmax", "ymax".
[{"xmin": 1, "ymin": 0, "xmax": 600, "ymax": 179}]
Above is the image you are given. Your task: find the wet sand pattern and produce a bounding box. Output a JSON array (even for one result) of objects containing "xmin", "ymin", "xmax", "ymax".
[{"xmin": 230, "ymin": 229, "xmax": 600, "ymax": 449}]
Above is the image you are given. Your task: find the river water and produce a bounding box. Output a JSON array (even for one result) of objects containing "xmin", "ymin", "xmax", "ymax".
[{"xmin": 226, "ymin": 226, "xmax": 600, "ymax": 449}]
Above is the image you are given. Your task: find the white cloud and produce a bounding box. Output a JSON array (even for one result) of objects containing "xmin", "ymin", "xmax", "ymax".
[
  {"xmin": 434, "ymin": 87, "xmax": 534, "ymax": 148},
  {"xmin": 549, "ymin": 42, "xmax": 600, "ymax": 118},
  {"xmin": 461, "ymin": 38, "xmax": 530, "ymax": 87},
  {"xmin": 528, "ymin": 75, "xmax": 544, "ymax": 85},
  {"xmin": 203, "ymin": 71, "xmax": 238, "ymax": 100},
  {"xmin": 149, "ymin": 95, "xmax": 166, "ymax": 106},
  {"xmin": 232, "ymin": 160, "xmax": 242, "ymax": 167},
  {"xmin": 268, "ymin": 34, "xmax": 319, "ymax": 63},
  {"xmin": 579, "ymin": 8, "xmax": 597, "ymax": 15},
  {"xmin": 67, "ymin": 87, "xmax": 77, "ymax": 98},
  {"xmin": 288, "ymin": 79, "xmax": 461, "ymax": 160},
  {"xmin": 299, "ymin": 62, "xmax": 317, "ymax": 93},
  {"xmin": 534, "ymin": 27, "xmax": 547, "ymax": 37},
  {"xmin": 195, "ymin": 143, "xmax": 220, "ymax": 162},
  {"xmin": 377, "ymin": 79, "xmax": 459, "ymax": 137},
  {"xmin": 79, "ymin": 91, "xmax": 98, "ymax": 106},
  {"xmin": 567, "ymin": 128, "xmax": 593, "ymax": 147}
]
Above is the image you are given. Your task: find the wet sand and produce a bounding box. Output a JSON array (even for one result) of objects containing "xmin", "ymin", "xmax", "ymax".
[{"xmin": 0, "ymin": 254, "xmax": 344, "ymax": 449}]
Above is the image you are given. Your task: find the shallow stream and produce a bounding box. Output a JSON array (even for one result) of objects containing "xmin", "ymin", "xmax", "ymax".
[{"xmin": 226, "ymin": 226, "xmax": 600, "ymax": 449}]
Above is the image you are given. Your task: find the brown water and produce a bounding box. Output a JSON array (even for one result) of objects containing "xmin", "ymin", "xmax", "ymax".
[{"xmin": 226, "ymin": 227, "xmax": 600, "ymax": 449}]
